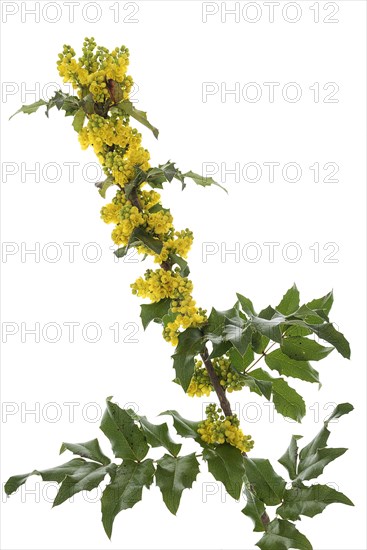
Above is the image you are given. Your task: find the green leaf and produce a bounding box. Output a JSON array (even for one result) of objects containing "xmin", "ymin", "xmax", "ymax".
[
  {"xmin": 242, "ymin": 486, "xmax": 267, "ymax": 532},
  {"xmin": 80, "ymin": 93, "xmax": 95, "ymax": 114},
  {"xmin": 4, "ymin": 458, "xmax": 86, "ymax": 495},
  {"xmin": 134, "ymin": 415, "xmax": 181, "ymax": 457},
  {"xmin": 242, "ymin": 375, "xmax": 272, "ymax": 401},
  {"xmin": 244, "ymin": 458, "xmax": 286, "ymax": 506},
  {"xmin": 228, "ymin": 345, "xmax": 254, "ymax": 372},
  {"xmin": 95, "ymin": 176, "xmax": 115, "ymax": 198},
  {"xmin": 101, "ymin": 459, "xmax": 155, "ymax": 539},
  {"xmin": 100, "ymin": 399, "xmax": 148, "ymax": 461},
  {"xmin": 113, "ymin": 246, "xmax": 128, "ymax": 258},
  {"xmin": 124, "ymin": 167, "xmax": 147, "ymax": 200},
  {"xmin": 250, "ymin": 369, "xmax": 306, "ymax": 422},
  {"xmin": 204, "ymin": 304, "xmax": 240, "ymax": 357},
  {"xmin": 223, "ymin": 323, "xmax": 251, "ymax": 356},
  {"xmin": 140, "ymin": 298, "xmax": 171, "ymax": 330},
  {"xmin": 129, "ymin": 227, "xmax": 163, "ymax": 255},
  {"xmin": 307, "ymin": 323, "xmax": 350, "ymax": 359},
  {"xmin": 53, "ymin": 462, "xmax": 116, "ymax": 507},
  {"xmin": 277, "ymin": 484, "xmax": 353, "ymax": 521},
  {"xmin": 160, "ymin": 410, "xmax": 200, "ymax": 440},
  {"xmin": 298, "ymin": 403, "xmax": 353, "ymax": 462},
  {"xmin": 295, "ymin": 403, "xmax": 353, "ymax": 481},
  {"xmin": 252, "ymin": 331, "xmax": 270, "ymax": 354},
  {"xmin": 172, "ymin": 328, "xmax": 204, "ymax": 391},
  {"xmin": 10, "ymin": 99, "xmax": 47, "ymax": 120},
  {"xmin": 278, "ymin": 435, "xmax": 303, "ymax": 480},
  {"xmin": 72, "ymin": 108, "xmax": 85, "ymax": 132},
  {"xmin": 281, "ymin": 336, "xmax": 334, "ymax": 362},
  {"xmin": 265, "ymin": 349, "xmax": 320, "ymax": 384},
  {"xmin": 237, "ymin": 293, "xmax": 256, "ymax": 316},
  {"xmin": 170, "ymin": 253, "xmax": 190, "ymax": 277},
  {"xmin": 248, "ymin": 313, "xmax": 285, "ymax": 343},
  {"xmin": 59, "ymin": 439, "xmax": 111, "ymax": 465},
  {"xmin": 155, "ymin": 453, "xmax": 200, "ymax": 515},
  {"xmin": 256, "ymin": 519, "xmax": 312, "ymax": 550},
  {"xmin": 203, "ymin": 444, "xmax": 246, "ymax": 500},
  {"xmin": 182, "ymin": 170, "xmax": 227, "ymax": 193},
  {"xmin": 117, "ymin": 100, "xmax": 159, "ymax": 139},
  {"xmin": 276, "ymin": 284, "xmax": 300, "ymax": 315},
  {"xmin": 297, "ymin": 447, "xmax": 348, "ymax": 481},
  {"xmin": 306, "ymin": 290, "xmax": 334, "ymax": 316}
]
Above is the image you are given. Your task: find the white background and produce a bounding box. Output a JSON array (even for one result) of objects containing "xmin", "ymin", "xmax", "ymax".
[{"xmin": 1, "ymin": 1, "xmax": 366, "ymax": 549}]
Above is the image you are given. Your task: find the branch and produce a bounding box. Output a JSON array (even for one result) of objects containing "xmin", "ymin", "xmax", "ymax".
[{"xmin": 200, "ymin": 346, "xmax": 233, "ymax": 417}]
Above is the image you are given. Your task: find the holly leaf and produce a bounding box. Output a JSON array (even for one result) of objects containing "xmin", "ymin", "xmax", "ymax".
[
  {"xmin": 250, "ymin": 369, "xmax": 306, "ymax": 422},
  {"xmin": 306, "ymin": 291, "xmax": 334, "ymax": 316},
  {"xmin": 203, "ymin": 444, "xmax": 246, "ymax": 500},
  {"xmin": 228, "ymin": 345, "xmax": 254, "ymax": 372},
  {"xmin": 278, "ymin": 435, "xmax": 303, "ymax": 480},
  {"xmin": 244, "ymin": 458, "xmax": 286, "ymax": 506},
  {"xmin": 256, "ymin": 519, "xmax": 312, "ymax": 550},
  {"xmin": 132, "ymin": 415, "xmax": 181, "ymax": 457},
  {"xmin": 160, "ymin": 410, "xmax": 200, "ymax": 440},
  {"xmin": 237, "ymin": 293, "xmax": 256, "ymax": 316},
  {"xmin": 277, "ymin": 484, "xmax": 354, "ymax": 521},
  {"xmin": 5, "ymin": 458, "xmax": 87, "ymax": 495},
  {"xmin": 100, "ymin": 398, "xmax": 149, "ymax": 461},
  {"xmin": 129, "ymin": 227, "xmax": 163, "ymax": 255},
  {"xmin": 182, "ymin": 170, "xmax": 227, "ymax": 193},
  {"xmin": 95, "ymin": 176, "xmax": 115, "ymax": 198},
  {"xmin": 247, "ymin": 313, "xmax": 285, "ymax": 343},
  {"xmin": 53, "ymin": 462, "xmax": 116, "ymax": 507},
  {"xmin": 140, "ymin": 298, "xmax": 171, "ymax": 330},
  {"xmin": 171, "ymin": 328, "xmax": 204, "ymax": 391},
  {"xmin": 117, "ymin": 100, "xmax": 159, "ymax": 139},
  {"xmin": 281, "ymin": 337, "xmax": 333, "ymax": 362},
  {"xmin": 242, "ymin": 486, "xmax": 267, "ymax": 532},
  {"xmin": 265, "ymin": 349, "xmax": 320, "ymax": 384},
  {"xmin": 72, "ymin": 108, "xmax": 85, "ymax": 132},
  {"xmin": 155, "ymin": 453, "xmax": 200, "ymax": 514},
  {"xmin": 9, "ymin": 99, "xmax": 47, "ymax": 120},
  {"xmin": 276, "ymin": 284, "xmax": 300, "ymax": 315},
  {"xmin": 101, "ymin": 459, "xmax": 155, "ymax": 539},
  {"xmin": 59, "ymin": 439, "xmax": 111, "ymax": 465},
  {"xmin": 296, "ymin": 403, "xmax": 353, "ymax": 481}
]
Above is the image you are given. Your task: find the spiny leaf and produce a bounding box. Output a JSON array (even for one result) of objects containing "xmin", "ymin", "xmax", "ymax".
[
  {"xmin": 60, "ymin": 439, "xmax": 111, "ymax": 465},
  {"xmin": 160, "ymin": 410, "xmax": 200, "ymax": 440},
  {"xmin": 5, "ymin": 458, "xmax": 86, "ymax": 495},
  {"xmin": 242, "ymin": 486, "xmax": 267, "ymax": 532},
  {"xmin": 256, "ymin": 519, "xmax": 312, "ymax": 550},
  {"xmin": 117, "ymin": 100, "xmax": 159, "ymax": 138},
  {"xmin": 100, "ymin": 398, "xmax": 148, "ymax": 461},
  {"xmin": 250, "ymin": 369, "xmax": 306, "ymax": 422},
  {"xmin": 281, "ymin": 336, "xmax": 334, "ymax": 362},
  {"xmin": 9, "ymin": 99, "xmax": 47, "ymax": 120},
  {"xmin": 265, "ymin": 349, "xmax": 320, "ymax": 384},
  {"xmin": 276, "ymin": 484, "xmax": 354, "ymax": 521},
  {"xmin": 276, "ymin": 284, "xmax": 300, "ymax": 315},
  {"xmin": 53, "ymin": 462, "xmax": 116, "ymax": 507},
  {"xmin": 132, "ymin": 414, "xmax": 181, "ymax": 457},
  {"xmin": 171, "ymin": 328, "xmax": 204, "ymax": 391},
  {"xmin": 203, "ymin": 444, "xmax": 247, "ymax": 500},
  {"xmin": 140, "ymin": 298, "xmax": 171, "ymax": 330},
  {"xmin": 155, "ymin": 453, "xmax": 200, "ymax": 515},
  {"xmin": 244, "ymin": 458, "xmax": 286, "ymax": 506},
  {"xmin": 101, "ymin": 459, "xmax": 155, "ymax": 539},
  {"xmin": 278, "ymin": 435, "xmax": 303, "ymax": 480}
]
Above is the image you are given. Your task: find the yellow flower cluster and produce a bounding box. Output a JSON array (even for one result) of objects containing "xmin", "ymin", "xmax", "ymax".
[
  {"xmin": 131, "ymin": 269, "xmax": 193, "ymax": 303},
  {"xmin": 79, "ymin": 115, "xmax": 150, "ymax": 186},
  {"xmin": 198, "ymin": 404, "xmax": 254, "ymax": 453},
  {"xmin": 187, "ymin": 356, "xmax": 245, "ymax": 397},
  {"xmin": 57, "ymin": 38, "xmax": 132, "ymax": 103}
]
